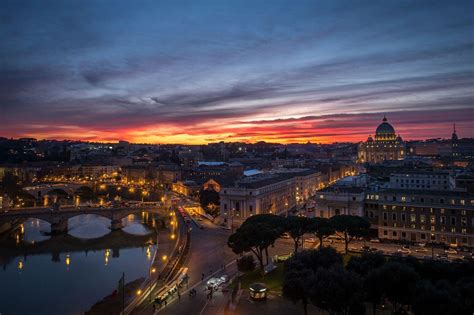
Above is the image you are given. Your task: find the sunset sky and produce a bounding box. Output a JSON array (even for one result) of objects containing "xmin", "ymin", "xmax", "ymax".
[{"xmin": 1, "ymin": 0, "xmax": 473, "ymax": 144}]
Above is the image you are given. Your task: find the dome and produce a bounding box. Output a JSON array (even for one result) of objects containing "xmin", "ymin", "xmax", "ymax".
[{"xmin": 375, "ymin": 116, "xmax": 396, "ymax": 141}]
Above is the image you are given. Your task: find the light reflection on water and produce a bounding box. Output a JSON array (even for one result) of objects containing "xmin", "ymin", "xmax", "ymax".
[{"xmin": 0, "ymin": 213, "xmax": 159, "ymax": 315}]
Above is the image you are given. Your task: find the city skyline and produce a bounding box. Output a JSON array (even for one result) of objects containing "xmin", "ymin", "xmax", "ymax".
[{"xmin": 1, "ymin": 1, "xmax": 473, "ymax": 144}]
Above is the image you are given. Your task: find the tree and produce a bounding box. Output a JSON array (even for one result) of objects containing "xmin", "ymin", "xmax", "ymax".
[
  {"xmin": 0, "ymin": 173, "xmax": 23, "ymax": 199},
  {"xmin": 310, "ymin": 265, "xmax": 364, "ymax": 315},
  {"xmin": 237, "ymin": 255, "xmax": 255, "ymax": 272},
  {"xmin": 198, "ymin": 189, "xmax": 220, "ymax": 216},
  {"xmin": 228, "ymin": 220, "xmax": 282, "ymax": 274},
  {"xmin": 283, "ymin": 268, "xmax": 315, "ymax": 315},
  {"xmin": 455, "ymin": 277, "xmax": 474, "ymax": 314},
  {"xmin": 285, "ymin": 216, "xmax": 312, "ymax": 254},
  {"xmin": 376, "ymin": 262, "xmax": 419, "ymax": 313},
  {"xmin": 412, "ymin": 280, "xmax": 459, "ymax": 315},
  {"xmin": 364, "ymin": 265, "xmax": 387, "ymax": 315},
  {"xmin": 285, "ymin": 247, "xmax": 342, "ymax": 273},
  {"xmin": 240, "ymin": 214, "xmax": 286, "ymax": 264},
  {"xmin": 347, "ymin": 252, "xmax": 386, "ymax": 276},
  {"xmin": 310, "ymin": 217, "xmax": 335, "ymax": 251},
  {"xmin": 330, "ymin": 215, "xmax": 371, "ymax": 254}
]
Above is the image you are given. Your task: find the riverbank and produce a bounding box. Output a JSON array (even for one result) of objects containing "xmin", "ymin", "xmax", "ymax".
[{"xmin": 86, "ymin": 277, "xmax": 144, "ymax": 315}]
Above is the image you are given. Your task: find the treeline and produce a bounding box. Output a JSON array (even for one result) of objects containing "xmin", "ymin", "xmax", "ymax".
[
  {"xmin": 228, "ymin": 214, "xmax": 370, "ymax": 273},
  {"xmin": 283, "ymin": 248, "xmax": 474, "ymax": 315}
]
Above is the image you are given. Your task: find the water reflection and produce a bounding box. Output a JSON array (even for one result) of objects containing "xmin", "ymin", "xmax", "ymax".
[{"xmin": 0, "ymin": 213, "xmax": 165, "ymax": 315}]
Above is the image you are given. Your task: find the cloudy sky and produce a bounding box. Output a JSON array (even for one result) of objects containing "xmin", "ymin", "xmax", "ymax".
[{"xmin": 1, "ymin": 0, "xmax": 473, "ymax": 144}]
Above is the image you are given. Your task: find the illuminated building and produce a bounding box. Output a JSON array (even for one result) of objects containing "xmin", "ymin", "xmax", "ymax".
[{"xmin": 358, "ymin": 116, "xmax": 406, "ymax": 164}]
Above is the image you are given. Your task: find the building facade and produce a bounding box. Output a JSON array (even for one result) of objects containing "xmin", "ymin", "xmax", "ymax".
[
  {"xmin": 219, "ymin": 169, "xmax": 322, "ymax": 227},
  {"xmin": 358, "ymin": 116, "xmax": 406, "ymax": 164},
  {"xmin": 365, "ymin": 189, "xmax": 474, "ymax": 247},
  {"xmin": 389, "ymin": 170, "xmax": 452, "ymax": 191},
  {"xmin": 313, "ymin": 186, "xmax": 366, "ymax": 218}
]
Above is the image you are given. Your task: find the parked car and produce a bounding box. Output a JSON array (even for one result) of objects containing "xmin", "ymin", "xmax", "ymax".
[
  {"xmin": 369, "ymin": 238, "xmax": 381, "ymax": 243},
  {"xmin": 445, "ymin": 248, "xmax": 458, "ymax": 255},
  {"xmin": 304, "ymin": 238, "xmax": 317, "ymax": 243},
  {"xmin": 415, "ymin": 248, "xmax": 429, "ymax": 253}
]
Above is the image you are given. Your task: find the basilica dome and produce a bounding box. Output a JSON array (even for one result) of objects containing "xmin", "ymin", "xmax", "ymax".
[{"xmin": 375, "ymin": 116, "xmax": 396, "ymax": 141}]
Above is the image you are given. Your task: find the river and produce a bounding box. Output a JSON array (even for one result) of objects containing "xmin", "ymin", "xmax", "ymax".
[{"xmin": 0, "ymin": 213, "xmax": 166, "ymax": 315}]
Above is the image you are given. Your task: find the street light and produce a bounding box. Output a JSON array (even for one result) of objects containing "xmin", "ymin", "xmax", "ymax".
[{"xmin": 431, "ymin": 233, "xmax": 435, "ymax": 259}]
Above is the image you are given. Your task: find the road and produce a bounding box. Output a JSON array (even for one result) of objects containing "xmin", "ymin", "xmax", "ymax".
[{"xmin": 327, "ymin": 238, "xmax": 471, "ymax": 260}]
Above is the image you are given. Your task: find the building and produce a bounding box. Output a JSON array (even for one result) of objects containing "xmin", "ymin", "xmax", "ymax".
[
  {"xmin": 358, "ymin": 116, "xmax": 406, "ymax": 164},
  {"xmin": 389, "ymin": 170, "xmax": 452, "ymax": 191},
  {"xmin": 312, "ymin": 186, "xmax": 366, "ymax": 218},
  {"xmin": 121, "ymin": 165, "xmax": 148, "ymax": 184},
  {"xmin": 171, "ymin": 180, "xmax": 200, "ymax": 197},
  {"xmin": 219, "ymin": 169, "xmax": 322, "ymax": 227},
  {"xmin": 365, "ymin": 189, "xmax": 474, "ymax": 247}
]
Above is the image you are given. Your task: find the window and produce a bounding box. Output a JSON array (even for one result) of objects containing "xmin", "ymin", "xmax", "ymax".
[
  {"xmin": 401, "ymin": 213, "xmax": 406, "ymax": 221},
  {"xmin": 461, "ymin": 217, "xmax": 467, "ymax": 227},
  {"xmin": 430, "ymin": 216, "xmax": 436, "ymax": 224},
  {"xmin": 249, "ymin": 205, "xmax": 253, "ymax": 213},
  {"xmin": 392, "ymin": 213, "xmax": 397, "ymax": 221},
  {"xmin": 450, "ymin": 217, "xmax": 456, "ymax": 226},
  {"xmin": 410, "ymin": 214, "xmax": 416, "ymax": 222},
  {"xmin": 392, "ymin": 231, "xmax": 397, "ymax": 237},
  {"xmin": 440, "ymin": 216, "xmax": 446, "ymax": 224},
  {"xmin": 383, "ymin": 212, "xmax": 388, "ymax": 220},
  {"xmin": 383, "ymin": 230, "xmax": 388, "ymax": 236},
  {"xmin": 421, "ymin": 234, "xmax": 426, "ymax": 240},
  {"xmin": 420, "ymin": 215, "xmax": 426, "ymax": 223},
  {"xmin": 224, "ymin": 204, "xmax": 227, "ymax": 210}
]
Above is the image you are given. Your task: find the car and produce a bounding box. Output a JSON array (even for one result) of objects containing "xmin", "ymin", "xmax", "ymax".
[
  {"xmin": 206, "ymin": 276, "xmax": 227, "ymax": 290},
  {"xmin": 280, "ymin": 233, "xmax": 290, "ymax": 239},
  {"xmin": 415, "ymin": 248, "xmax": 429, "ymax": 253},
  {"xmin": 445, "ymin": 249, "xmax": 458, "ymax": 255},
  {"xmin": 397, "ymin": 248, "xmax": 411, "ymax": 254},
  {"xmin": 304, "ymin": 238, "xmax": 317, "ymax": 243},
  {"xmin": 414, "ymin": 243, "xmax": 426, "ymax": 247},
  {"xmin": 369, "ymin": 238, "xmax": 381, "ymax": 243},
  {"xmin": 462, "ymin": 255, "xmax": 473, "ymax": 261}
]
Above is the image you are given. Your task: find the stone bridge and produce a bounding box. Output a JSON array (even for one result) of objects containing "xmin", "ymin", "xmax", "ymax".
[
  {"xmin": 0, "ymin": 229, "xmax": 158, "ymax": 265},
  {"xmin": 0, "ymin": 206, "xmax": 164, "ymax": 234}
]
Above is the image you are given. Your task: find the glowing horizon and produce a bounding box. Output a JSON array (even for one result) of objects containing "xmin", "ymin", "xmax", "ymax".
[{"xmin": 1, "ymin": 1, "xmax": 473, "ymax": 144}]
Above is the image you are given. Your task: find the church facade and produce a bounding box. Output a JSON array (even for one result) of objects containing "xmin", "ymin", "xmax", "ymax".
[{"xmin": 358, "ymin": 116, "xmax": 406, "ymax": 164}]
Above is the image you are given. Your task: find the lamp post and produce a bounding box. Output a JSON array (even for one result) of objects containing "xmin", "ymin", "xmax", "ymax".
[
  {"xmin": 431, "ymin": 233, "xmax": 435, "ymax": 259},
  {"xmin": 231, "ymin": 207, "xmax": 235, "ymax": 233}
]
